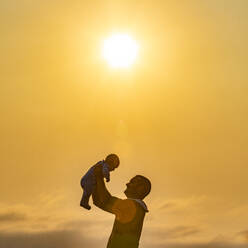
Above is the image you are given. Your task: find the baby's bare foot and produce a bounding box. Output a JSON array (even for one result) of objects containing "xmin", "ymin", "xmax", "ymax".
[
  {"xmin": 82, "ymin": 204, "xmax": 91, "ymax": 210},
  {"xmin": 80, "ymin": 201, "xmax": 91, "ymax": 210}
]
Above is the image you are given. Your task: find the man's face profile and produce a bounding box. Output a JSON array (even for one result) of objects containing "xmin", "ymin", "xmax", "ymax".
[{"xmin": 124, "ymin": 176, "xmax": 146, "ymax": 199}]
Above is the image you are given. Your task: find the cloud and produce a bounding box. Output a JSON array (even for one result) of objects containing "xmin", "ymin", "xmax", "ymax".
[
  {"xmin": 0, "ymin": 202, "xmax": 247, "ymax": 248},
  {"xmin": 148, "ymin": 242, "xmax": 248, "ymax": 248},
  {"xmin": 237, "ymin": 230, "xmax": 248, "ymax": 243},
  {"xmin": 0, "ymin": 230, "xmax": 247, "ymax": 248},
  {"xmin": 0, "ymin": 199, "xmax": 115, "ymax": 241},
  {"xmin": 142, "ymin": 225, "xmax": 248, "ymax": 248},
  {"xmin": 143, "ymin": 225, "xmax": 201, "ymax": 243},
  {"xmin": 228, "ymin": 203, "xmax": 248, "ymax": 218},
  {"xmin": 165, "ymin": 226, "xmax": 201, "ymax": 238},
  {"xmin": 158, "ymin": 195, "xmax": 207, "ymax": 213},
  {"xmin": 0, "ymin": 229, "xmax": 99, "ymax": 248},
  {"xmin": 58, "ymin": 218, "xmax": 112, "ymax": 230},
  {"xmin": 1, "ymin": 197, "xmax": 248, "ymax": 248},
  {"xmin": 0, "ymin": 212, "xmax": 27, "ymax": 222}
]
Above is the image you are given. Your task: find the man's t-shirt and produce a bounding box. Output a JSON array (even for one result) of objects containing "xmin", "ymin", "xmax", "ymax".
[{"xmin": 101, "ymin": 197, "xmax": 148, "ymax": 248}]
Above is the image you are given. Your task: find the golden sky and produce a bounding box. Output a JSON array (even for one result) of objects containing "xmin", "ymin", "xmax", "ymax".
[{"xmin": 1, "ymin": 0, "xmax": 248, "ymax": 247}]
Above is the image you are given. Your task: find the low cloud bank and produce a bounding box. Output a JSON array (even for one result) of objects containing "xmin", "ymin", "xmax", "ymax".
[{"xmin": 0, "ymin": 230, "xmax": 99, "ymax": 248}]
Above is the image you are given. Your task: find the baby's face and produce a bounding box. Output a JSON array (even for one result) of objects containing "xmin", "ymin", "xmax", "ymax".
[
  {"xmin": 106, "ymin": 157, "xmax": 119, "ymax": 171},
  {"xmin": 108, "ymin": 163, "xmax": 118, "ymax": 171}
]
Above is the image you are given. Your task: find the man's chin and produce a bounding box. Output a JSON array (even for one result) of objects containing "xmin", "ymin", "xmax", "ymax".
[{"xmin": 124, "ymin": 189, "xmax": 129, "ymax": 197}]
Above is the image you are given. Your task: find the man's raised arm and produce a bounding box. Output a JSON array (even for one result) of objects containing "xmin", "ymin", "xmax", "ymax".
[{"xmin": 92, "ymin": 165, "xmax": 116, "ymax": 211}]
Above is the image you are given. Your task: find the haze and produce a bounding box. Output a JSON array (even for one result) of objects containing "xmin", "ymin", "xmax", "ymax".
[{"xmin": 0, "ymin": 1, "xmax": 248, "ymax": 248}]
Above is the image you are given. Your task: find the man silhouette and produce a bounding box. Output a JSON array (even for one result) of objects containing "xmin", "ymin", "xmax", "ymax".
[{"xmin": 92, "ymin": 166, "xmax": 151, "ymax": 248}]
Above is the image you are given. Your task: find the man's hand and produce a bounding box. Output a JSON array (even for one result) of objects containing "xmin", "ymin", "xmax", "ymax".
[{"xmin": 94, "ymin": 163, "xmax": 103, "ymax": 177}]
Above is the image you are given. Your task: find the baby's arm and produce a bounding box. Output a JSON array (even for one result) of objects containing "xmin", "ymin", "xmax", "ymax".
[{"xmin": 102, "ymin": 163, "xmax": 110, "ymax": 182}]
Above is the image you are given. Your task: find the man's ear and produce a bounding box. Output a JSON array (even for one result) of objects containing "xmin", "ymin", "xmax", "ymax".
[{"xmin": 137, "ymin": 184, "xmax": 145, "ymax": 197}]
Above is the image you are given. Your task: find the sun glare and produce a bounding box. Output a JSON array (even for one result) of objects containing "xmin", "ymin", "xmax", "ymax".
[{"xmin": 102, "ymin": 34, "xmax": 139, "ymax": 68}]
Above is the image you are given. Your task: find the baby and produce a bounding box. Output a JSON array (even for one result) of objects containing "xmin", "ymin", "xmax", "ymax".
[{"xmin": 80, "ymin": 154, "xmax": 120, "ymax": 210}]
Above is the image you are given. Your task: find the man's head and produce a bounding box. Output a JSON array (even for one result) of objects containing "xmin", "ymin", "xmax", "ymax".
[
  {"xmin": 124, "ymin": 175, "xmax": 151, "ymax": 200},
  {"xmin": 105, "ymin": 154, "xmax": 120, "ymax": 171}
]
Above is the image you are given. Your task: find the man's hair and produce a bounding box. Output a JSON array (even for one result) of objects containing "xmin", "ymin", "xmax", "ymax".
[
  {"xmin": 136, "ymin": 175, "xmax": 151, "ymax": 199},
  {"xmin": 105, "ymin": 154, "xmax": 120, "ymax": 167}
]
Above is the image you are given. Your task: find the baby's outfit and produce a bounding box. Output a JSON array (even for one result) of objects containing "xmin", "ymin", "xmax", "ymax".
[{"xmin": 80, "ymin": 160, "xmax": 110, "ymax": 209}]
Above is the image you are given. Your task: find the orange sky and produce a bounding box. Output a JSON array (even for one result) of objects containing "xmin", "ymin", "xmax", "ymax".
[{"xmin": 1, "ymin": 1, "xmax": 248, "ymax": 247}]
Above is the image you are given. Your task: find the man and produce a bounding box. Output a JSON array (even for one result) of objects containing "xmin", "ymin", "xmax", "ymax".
[{"xmin": 92, "ymin": 166, "xmax": 151, "ymax": 248}]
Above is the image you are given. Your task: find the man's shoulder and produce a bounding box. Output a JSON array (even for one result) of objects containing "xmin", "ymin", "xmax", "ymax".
[
  {"xmin": 110, "ymin": 198, "xmax": 147, "ymax": 222},
  {"xmin": 111, "ymin": 198, "xmax": 148, "ymax": 213},
  {"xmin": 128, "ymin": 198, "xmax": 149, "ymax": 212},
  {"xmin": 102, "ymin": 197, "xmax": 132, "ymax": 212}
]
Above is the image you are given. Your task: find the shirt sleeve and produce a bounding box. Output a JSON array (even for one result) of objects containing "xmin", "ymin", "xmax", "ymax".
[{"xmin": 102, "ymin": 198, "xmax": 138, "ymax": 222}]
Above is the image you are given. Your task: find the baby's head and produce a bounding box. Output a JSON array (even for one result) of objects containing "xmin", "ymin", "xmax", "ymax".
[{"xmin": 105, "ymin": 154, "xmax": 120, "ymax": 171}]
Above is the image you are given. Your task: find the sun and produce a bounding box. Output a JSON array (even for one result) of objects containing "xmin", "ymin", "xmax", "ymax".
[{"xmin": 102, "ymin": 34, "xmax": 139, "ymax": 68}]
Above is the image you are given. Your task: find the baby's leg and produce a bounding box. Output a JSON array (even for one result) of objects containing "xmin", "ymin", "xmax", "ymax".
[
  {"xmin": 80, "ymin": 189, "xmax": 91, "ymax": 210},
  {"xmin": 80, "ymin": 180, "xmax": 94, "ymax": 210}
]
